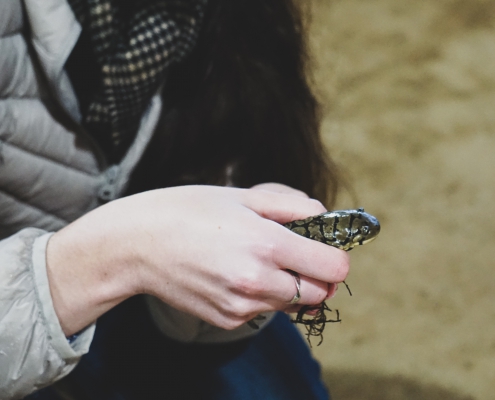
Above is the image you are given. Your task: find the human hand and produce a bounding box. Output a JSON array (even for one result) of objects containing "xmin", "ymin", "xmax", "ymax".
[{"xmin": 47, "ymin": 185, "xmax": 349, "ymax": 334}]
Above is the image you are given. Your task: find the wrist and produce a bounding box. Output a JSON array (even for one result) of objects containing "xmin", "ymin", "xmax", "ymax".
[{"xmin": 46, "ymin": 206, "xmax": 141, "ymax": 336}]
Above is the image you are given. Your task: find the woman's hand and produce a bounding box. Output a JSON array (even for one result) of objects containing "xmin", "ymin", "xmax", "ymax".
[{"xmin": 47, "ymin": 185, "xmax": 349, "ymax": 335}]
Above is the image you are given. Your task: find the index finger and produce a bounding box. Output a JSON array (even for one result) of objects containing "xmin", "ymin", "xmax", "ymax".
[{"xmin": 241, "ymin": 189, "xmax": 327, "ymax": 225}]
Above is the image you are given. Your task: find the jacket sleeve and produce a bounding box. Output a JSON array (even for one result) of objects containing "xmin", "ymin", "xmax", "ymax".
[{"xmin": 0, "ymin": 228, "xmax": 95, "ymax": 400}]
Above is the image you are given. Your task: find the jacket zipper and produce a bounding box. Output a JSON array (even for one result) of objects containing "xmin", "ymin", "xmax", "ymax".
[{"xmin": 98, "ymin": 164, "xmax": 120, "ymax": 202}]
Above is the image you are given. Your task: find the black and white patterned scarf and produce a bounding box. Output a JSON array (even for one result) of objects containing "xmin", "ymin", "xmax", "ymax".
[{"xmin": 68, "ymin": 0, "xmax": 207, "ymax": 159}]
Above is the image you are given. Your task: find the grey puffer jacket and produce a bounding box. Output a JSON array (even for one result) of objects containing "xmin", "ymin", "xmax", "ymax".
[
  {"xmin": 0, "ymin": 1, "xmax": 160, "ymax": 398},
  {"xmin": 0, "ymin": 1, "xmax": 273, "ymax": 398}
]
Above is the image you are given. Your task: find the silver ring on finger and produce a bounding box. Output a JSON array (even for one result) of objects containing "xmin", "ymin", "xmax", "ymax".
[{"xmin": 288, "ymin": 270, "xmax": 301, "ymax": 304}]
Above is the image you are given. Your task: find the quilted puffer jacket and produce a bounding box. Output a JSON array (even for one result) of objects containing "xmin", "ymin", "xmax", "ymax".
[
  {"xmin": 0, "ymin": 1, "xmax": 273, "ymax": 398},
  {"xmin": 0, "ymin": 1, "xmax": 161, "ymax": 398}
]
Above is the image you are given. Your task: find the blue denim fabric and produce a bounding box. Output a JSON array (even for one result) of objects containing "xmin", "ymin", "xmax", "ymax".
[{"xmin": 27, "ymin": 296, "xmax": 330, "ymax": 400}]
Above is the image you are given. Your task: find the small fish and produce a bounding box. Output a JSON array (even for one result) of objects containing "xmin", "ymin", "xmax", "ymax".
[{"xmin": 284, "ymin": 208, "xmax": 380, "ymax": 251}]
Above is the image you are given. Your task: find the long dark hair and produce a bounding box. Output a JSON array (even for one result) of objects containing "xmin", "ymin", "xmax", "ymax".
[{"xmin": 127, "ymin": 0, "xmax": 339, "ymax": 206}]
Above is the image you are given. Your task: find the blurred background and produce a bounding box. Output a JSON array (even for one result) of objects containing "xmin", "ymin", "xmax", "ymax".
[{"xmin": 303, "ymin": 0, "xmax": 495, "ymax": 399}]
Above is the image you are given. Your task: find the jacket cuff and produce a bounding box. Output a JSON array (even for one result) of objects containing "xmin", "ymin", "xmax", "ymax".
[{"xmin": 31, "ymin": 232, "xmax": 96, "ymax": 359}]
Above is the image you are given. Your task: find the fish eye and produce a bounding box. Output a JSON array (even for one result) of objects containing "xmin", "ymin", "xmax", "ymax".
[{"xmin": 362, "ymin": 226, "xmax": 369, "ymax": 234}]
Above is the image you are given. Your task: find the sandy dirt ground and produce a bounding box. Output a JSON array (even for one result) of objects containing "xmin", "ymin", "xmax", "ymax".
[{"xmin": 303, "ymin": 1, "xmax": 495, "ymax": 399}]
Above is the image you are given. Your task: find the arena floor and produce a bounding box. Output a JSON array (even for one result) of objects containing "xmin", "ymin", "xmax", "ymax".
[{"xmin": 305, "ymin": 1, "xmax": 495, "ymax": 399}]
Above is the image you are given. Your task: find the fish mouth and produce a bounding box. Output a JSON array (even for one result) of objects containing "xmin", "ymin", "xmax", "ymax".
[{"xmin": 361, "ymin": 235, "xmax": 378, "ymax": 245}]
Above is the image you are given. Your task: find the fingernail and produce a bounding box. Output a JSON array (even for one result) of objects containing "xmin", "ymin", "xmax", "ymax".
[{"xmin": 326, "ymin": 283, "xmax": 338, "ymax": 299}]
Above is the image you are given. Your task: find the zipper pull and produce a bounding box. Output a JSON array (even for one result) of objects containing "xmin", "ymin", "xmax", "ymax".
[{"xmin": 98, "ymin": 165, "xmax": 120, "ymax": 202}]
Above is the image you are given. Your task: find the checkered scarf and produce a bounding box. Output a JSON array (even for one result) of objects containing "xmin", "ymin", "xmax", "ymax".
[{"xmin": 68, "ymin": 0, "xmax": 207, "ymax": 156}]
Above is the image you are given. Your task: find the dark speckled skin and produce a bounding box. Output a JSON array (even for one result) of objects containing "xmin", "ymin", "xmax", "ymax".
[{"xmin": 284, "ymin": 208, "xmax": 380, "ymax": 251}]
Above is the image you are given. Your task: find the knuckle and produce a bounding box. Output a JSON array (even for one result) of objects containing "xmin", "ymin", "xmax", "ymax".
[
  {"xmin": 231, "ymin": 270, "xmax": 264, "ymax": 297},
  {"xmin": 259, "ymin": 240, "xmax": 277, "ymax": 265},
  {"xmin": 334, "ymin": 256, "xmax": 350, "ymax": 281},
  {"xmin": 323, "ymin": 249, "xmax": 350, "ymax": 282},
  {"xmin": 304, "ymin": 281, "xmax": 328, "ymax": 305},
  {"xmin": 314, "ymin": 288, "xmax": 328, "ymax": 305},
  {"xmin": 224, "ymin": 297, "xmax": 254, "ymax": 319},
  {"xmin": 226, "ymin": 319, "xmax": 244, "ymax": 330},
  {"xmin": 218, "ymin": 318, "xmax": 243, "ymax": 331}
]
